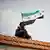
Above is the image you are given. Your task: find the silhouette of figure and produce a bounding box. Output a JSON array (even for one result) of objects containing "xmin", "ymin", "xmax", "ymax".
[
  {"xmin": 15, "ymin": 15, "xmax": 44, "ymax": 39},
  {"xmin": 15, "ymin": 22, "xmax": 32, "ymax": 39}
]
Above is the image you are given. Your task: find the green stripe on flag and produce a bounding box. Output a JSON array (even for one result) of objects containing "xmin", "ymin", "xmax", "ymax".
[{"xmin": 22, "ymin": 10, "xmax": 40, "ymax": 17}]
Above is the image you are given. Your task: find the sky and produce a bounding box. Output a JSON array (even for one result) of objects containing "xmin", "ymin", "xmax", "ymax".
[{"xmin": 0, "ymin": 0, "xmax": 50, "ymax": 42}]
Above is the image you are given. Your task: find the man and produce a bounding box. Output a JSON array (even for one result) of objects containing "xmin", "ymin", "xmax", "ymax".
[{"xmin": 15, "ymin": 22, "xmax": 32, "ymax": 39}]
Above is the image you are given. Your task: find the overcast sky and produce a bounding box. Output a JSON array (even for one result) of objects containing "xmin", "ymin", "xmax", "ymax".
[{"xmin": 0, "ymin": 0, "xmax": 50, "ymax": 42}]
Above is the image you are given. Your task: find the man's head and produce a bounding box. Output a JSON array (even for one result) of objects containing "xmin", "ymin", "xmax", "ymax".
[{"xmin": 19, "ymin": 22, "xmax": 25, "ymax": 28}]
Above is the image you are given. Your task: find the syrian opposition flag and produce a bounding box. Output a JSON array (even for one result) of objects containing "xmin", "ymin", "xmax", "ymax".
[
  {"xmin": 21, "ymin": 10, "xmax": 40, "ymax": 21},
  {"xmin": 21, "ymin": 10, "xmax": 44, "ymax": 21},
  {"xmin": 21, "ymin": 10, "xmax": 40, "ymax": 17},
  {"xmin": 20, "ymin": 10, "xmax": 44, "ymax": 26},
  {"xmin": 20, "ymin": 15, "xmax": 44, "ymax": 26}
]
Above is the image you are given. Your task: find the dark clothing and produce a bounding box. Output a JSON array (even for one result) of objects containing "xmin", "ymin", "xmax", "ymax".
[
  {"xmin": 15, "ymin": 26, "xmax": 31, "ymax": 39},
  {"xmin": 20, "ymin": 19, "xmax": 36, "ymax": 26},
  {"xmin": 15, "ymin": 30, "xmax": 24, "ymax": 37}
]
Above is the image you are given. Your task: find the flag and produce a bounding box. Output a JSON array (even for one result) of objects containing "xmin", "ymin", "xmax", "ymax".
[
  {"xmin": 20, "ymin": 15, "xmax": 44, "ymax": 26},
  {"xmin": 21, "ymin": 10, "xmax": 41, "ymax": 21},
  {"xmin": 21, "ymin": 9, "xmax": 44, "ymax": 25},
  {"xmin": 21, "ymin": 10, "xmax": 40, "ymax": 18}
]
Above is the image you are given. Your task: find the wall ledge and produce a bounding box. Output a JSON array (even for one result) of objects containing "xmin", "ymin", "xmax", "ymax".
[{"xmin": 0, "ymin": 33, "xmax": 50, "ymax": 50}]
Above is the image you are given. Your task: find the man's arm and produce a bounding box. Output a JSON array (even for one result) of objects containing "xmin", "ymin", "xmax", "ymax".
[{"xmin": 20, "ymin": 19, "xmax": 36, "ymax": 26}]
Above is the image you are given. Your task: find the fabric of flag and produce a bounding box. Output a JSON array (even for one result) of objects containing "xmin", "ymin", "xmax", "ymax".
[
  {"xmin": 21, "ymin": 10, "xmax": 44, "ymax": 25},
  {"xmin": 20, "ymin": 15, "xmax": 44, "ymax": 26},
  {"xmin": 21, "ymin": 10, "xmax": 41, "ymax": 22},
  {"xmin": 21, "ymin": 10, "xmax": 40, "ymax": 18}
]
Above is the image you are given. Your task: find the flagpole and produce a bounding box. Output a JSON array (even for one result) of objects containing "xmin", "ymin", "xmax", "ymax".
[{"xmin": 21, "ymin": 12, "xmax": 23, "ymax": 22}]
